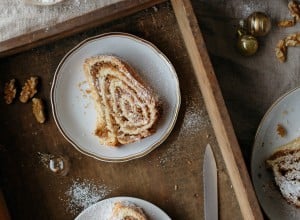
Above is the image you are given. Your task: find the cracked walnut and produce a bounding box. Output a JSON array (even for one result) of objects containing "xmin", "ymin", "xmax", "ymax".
[
  {"xmin": 19, "ymin": 76, "xmax": 38, "ymax": 103},
  {"xmin": 4, "ymin": 79, "xmax": 17, "ymax": 104}
]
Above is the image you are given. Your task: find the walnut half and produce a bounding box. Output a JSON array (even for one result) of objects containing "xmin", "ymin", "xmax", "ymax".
[
  {"xmin": 275, "ymin": 40, "xmax": 287, "ymax": 63},
  {"xmin": 278, "ymin": 18, "xmax": 296, "ymax": 27},
  {"xmin": 4, "ymin": 79, "xmax": 17, "ymax": 104},
  {"xmin": 19, "ymin": 76, "xmax": 38, "ymax": 103},
  {"xmin": 275, "ymin": 33, "xmax": 300, "ymax": 62},
  {"xmin": 285, "ymin": 33, "xmax": 300, "ymax": 46},
  {"xmin": 288, "ymin": 0, "xmax": 300, "ymax": 21},
  {"xmin": 32, "ymin": 98, "xmax": 46, "ymax": 123},
  {"xmin": 278, "ymin": 1, "xmax": 300, "ymax": 28}
]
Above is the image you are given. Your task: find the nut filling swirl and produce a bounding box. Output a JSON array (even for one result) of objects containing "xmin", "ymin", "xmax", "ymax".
[{"xmin": 84, "ymin": 56, "xmax": 160, "ymax": 146}]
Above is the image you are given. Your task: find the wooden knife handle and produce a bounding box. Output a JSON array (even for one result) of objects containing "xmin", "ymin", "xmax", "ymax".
[{"xmin": 0, "ymin": 190, "xmax": 10, "ymax": 220}]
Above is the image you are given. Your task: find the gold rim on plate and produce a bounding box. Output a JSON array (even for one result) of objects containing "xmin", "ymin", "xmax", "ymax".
[{"xmin": 50, "ymin": 32, "xmax": 181, "ymax": 162}]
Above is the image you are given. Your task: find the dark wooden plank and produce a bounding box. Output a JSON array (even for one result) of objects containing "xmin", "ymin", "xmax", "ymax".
[
  {"xmin": 171, "ymin": 0, "xmax": 263, "ymax": 219},
  {"xmin": 0, "ymin": 2, "xmax": 241, "ymax": 219},
  {"xmin": 0, "ymin": 0, "xmax": 166, "ymax": 58}
]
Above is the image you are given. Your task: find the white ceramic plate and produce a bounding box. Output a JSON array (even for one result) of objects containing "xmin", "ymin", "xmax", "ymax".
[
  {"xmin": 51, "ymin": 32, "xmax": 180, "ymax": 162},
  {"xmin": 75, "ymin": 196, "xmax": 171, "ymax": 220},
  {"xmin": 251, "ymin": 87, "xmax": 300, "ymax": 220}
]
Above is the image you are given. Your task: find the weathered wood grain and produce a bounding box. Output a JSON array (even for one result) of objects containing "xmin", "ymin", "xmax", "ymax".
[
  {"xmin": 171, "ymin": 0, "xmax": 263, "ymax": 219},
  {"xmin": 0, "ymin": 2, "xmax": 241, "ymax": 219}
]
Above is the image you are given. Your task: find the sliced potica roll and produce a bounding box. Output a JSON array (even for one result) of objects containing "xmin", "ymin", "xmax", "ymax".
[
  {"xmin": 266, "ymin": 137, "xmax": 300, "ymax": 207},
  {"xmin": 109, "ymin": 201, "xmax": 148, "ymax": 220},
  {"xmin": 83, "ymin": 55, "xmax": 160, "ymax": 146}
]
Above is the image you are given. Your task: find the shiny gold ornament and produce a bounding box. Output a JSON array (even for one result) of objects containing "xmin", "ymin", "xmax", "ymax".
[
  {"xmin": 236, "ymin": 30, "xmax": 258, "ymax": 56},
  {"xmin": 246, "ymin": 12, "xmax": 272, "ymax": 37}
]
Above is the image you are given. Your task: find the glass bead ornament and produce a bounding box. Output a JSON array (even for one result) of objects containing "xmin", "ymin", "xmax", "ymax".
[{"xmin": 38, "ymin": 152, "xmax": 70, "ymax": 176}]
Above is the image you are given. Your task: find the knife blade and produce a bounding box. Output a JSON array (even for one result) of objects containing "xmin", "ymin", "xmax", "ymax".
[{"xmin": 203, "ymin": 144, "xmax": 218, "ymax": 220}]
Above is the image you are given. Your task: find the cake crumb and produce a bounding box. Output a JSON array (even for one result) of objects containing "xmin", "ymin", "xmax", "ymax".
[
  {"xmin": 276, "ymin": 124, "xmax": 287, "ymax": 137},
  {"xmin": 174, "ymin": 184, "xmax": 178, "ymax": 191}
]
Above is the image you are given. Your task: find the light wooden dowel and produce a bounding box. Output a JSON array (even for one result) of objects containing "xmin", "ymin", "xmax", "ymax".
[{"xmin": 170, "ymin": 0, "xmax": 263, "ymax": 219}]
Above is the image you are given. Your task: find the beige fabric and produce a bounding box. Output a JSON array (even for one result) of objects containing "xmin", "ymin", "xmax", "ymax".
[{"xmin": 0, "ymin": 0, "xmax": 123, "ymax": 42}]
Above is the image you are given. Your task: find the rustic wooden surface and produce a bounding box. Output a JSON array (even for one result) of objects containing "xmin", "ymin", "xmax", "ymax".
[
  {"xmin": 171, "ymin": 0, "xmax": 262, "ymax": 219},
  {"xmin": 0, "ymin": 2, "xmax": 242, "ymax": 220}
]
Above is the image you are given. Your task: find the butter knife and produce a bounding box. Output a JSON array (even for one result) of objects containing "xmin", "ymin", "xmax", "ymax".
[{"xmin": 203, "ymin": 144, "xmax": 218, "ymax": 220}]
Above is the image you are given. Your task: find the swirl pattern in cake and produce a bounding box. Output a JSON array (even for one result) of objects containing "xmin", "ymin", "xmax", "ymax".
[
  {"xmin": 83, "ymin": 55, "xmax": 160, "ymax": 146},
  {"xmin": 110, "ymin": 201, "xmax": 148, "ymax": 220}
]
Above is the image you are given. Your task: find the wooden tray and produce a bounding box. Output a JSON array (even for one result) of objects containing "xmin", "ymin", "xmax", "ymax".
[{"xmin": 0, "ymin": 0, "xmax": 262, "ymax": 219}]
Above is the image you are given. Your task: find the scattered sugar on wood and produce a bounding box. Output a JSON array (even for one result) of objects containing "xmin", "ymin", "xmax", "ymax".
[
  {"xmin": 158, "ymin": 142, "xmax": 180, "ymax": 167},
  {"xmin": 179, "ymin": 102, "xmax": 210, "ymax": 136},
  {"xmin": 158, "ymin": 98, "xmax": 210, "ymax": 166},
  {"xmin": 65, "ymin": 179, "xmax": 112, "ymax": 214}
]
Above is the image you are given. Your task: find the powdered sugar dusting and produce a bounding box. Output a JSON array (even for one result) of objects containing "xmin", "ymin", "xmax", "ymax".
[
  {"xmin": 179, "ymin": 98, "xmax": 210, "ymax": 136},
  {"xmin": 158, "ymin": 97, "xmax": 210, "ymax": 166},
  {"xmin": 271, "ymin": 153, "xmax": 300, "ymax": 206},
  {"xmin": 158, "ymin": 142, "xmax": 180, "ymax": 166},
  {"xmin": 66, "ymin": 179, "xmax": 112, "ymax": 214}
]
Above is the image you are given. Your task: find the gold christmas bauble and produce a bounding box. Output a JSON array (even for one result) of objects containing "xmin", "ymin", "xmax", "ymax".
[
  {"xmin": 247, "ymin": 12, "xmax": 271, "ymax": 37},
  {"xmin": 237, "ymin": 35, "xmax": 258, "ymax": 56}
]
